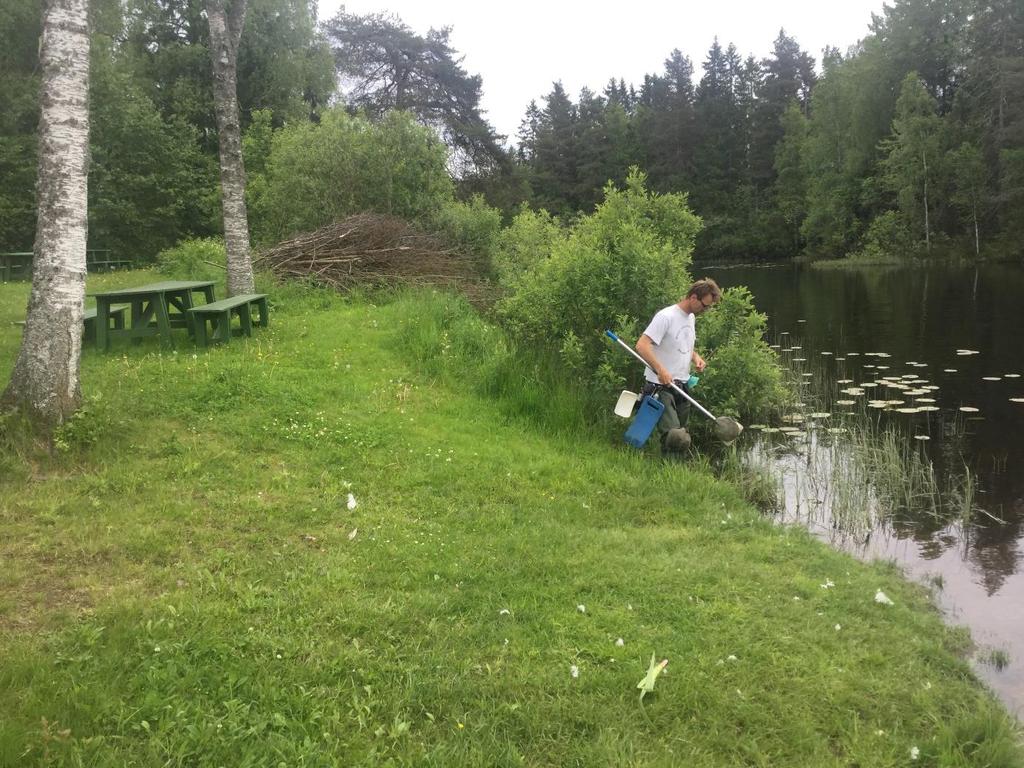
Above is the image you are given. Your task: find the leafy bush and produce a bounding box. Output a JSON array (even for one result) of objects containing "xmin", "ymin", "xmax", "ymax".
[
  {"xmin": 155, "ymin": 238, "xmax": 226, "ymax": 281},
  {"xmin": 427, "ymin": 196, "xmax": 503, "ymax": 276},
  {"xmin": 848, "ymin": 210, "xmax": 913, "ymax": 263},
  {"xmin": 257, "ymin": 109, "xmax": 454, "ymax": 243},
  {"xmin": 493, "ymin": 206, "xmax": 565, "ymax": 286},
  {"xmin": 695, "ymin": 286, "xmax": 787, "ymax": 419},
  {"xmin": 496, "ymin": 169, "xmax": 700, "ymax": 395},
  {"xmin": 494, "ymin": 170, "xmax": 785, "ymax": 421}
]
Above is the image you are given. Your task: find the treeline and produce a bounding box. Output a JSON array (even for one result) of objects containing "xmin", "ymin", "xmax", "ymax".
[
  {"xmin": 0, "ymin": 0, "xmax": 336, "ymax": 260},
  {"xmin": 1, "ymin": 0, "xmax": 1022, "ymax": 263},
  {"xmin": 505, "ymin": 0, "xmax": 1024, "ymax": 261}
]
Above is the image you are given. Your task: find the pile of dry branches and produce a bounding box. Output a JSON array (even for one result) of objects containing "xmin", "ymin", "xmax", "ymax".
[{"xmin": 256, "ymin": 213, "xmax": 488, "ymax": 299}]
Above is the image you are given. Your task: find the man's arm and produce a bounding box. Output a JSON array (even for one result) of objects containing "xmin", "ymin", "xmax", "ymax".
[{"xmin": 636, "ymin": 335, "xmax": 674, "ymax": 385}]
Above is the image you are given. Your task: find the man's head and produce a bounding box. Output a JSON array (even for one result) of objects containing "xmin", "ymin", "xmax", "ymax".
[{"xmin": 680, "ymin": 277, "xmax": 721, "ymax": 315}]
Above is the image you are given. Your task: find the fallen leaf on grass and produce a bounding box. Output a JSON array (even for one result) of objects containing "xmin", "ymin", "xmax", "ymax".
[
  {"xmin": 637, "ymin": 654, "xmax": 668, "ymax": 701},
  {"xmin": 347, "ymin": 528, "xmax": 358, "ymax": 541}
]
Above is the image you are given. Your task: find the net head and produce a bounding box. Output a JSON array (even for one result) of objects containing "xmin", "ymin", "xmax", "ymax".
[{"xmin": 715, "ymin": 417, "xmax": 743, "ymax": 444}]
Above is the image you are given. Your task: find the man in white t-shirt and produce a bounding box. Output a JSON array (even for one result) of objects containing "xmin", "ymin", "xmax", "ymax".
[{"xmin": 635, "ymin": 278, "xmax": 721, "ymax": 457}]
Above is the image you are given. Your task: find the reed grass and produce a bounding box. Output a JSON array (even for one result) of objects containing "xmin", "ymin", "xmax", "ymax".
[{"xmin": 749, "ymin": 337, "xmax": 993, "ymax": 540}]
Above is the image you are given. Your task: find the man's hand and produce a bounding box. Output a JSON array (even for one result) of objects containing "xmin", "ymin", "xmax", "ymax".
[
  {"xmin": 637, "ymin": 335, "xmax": 674, "ymax": 385},
  {"xmin": 692, "ymin": 352, "xmax": 707, "ymax": 373}
]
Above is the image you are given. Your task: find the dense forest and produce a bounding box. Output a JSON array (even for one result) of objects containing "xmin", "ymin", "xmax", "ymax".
[{"xmin": 1, "ymin": 0, "xmax": 1022, "ymax": 263}]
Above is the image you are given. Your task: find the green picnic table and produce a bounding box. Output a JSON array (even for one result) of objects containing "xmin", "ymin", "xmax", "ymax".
[
  {"xmin": 1, "ymin": 249, "xmax": 131, "ymax": 280},
  {"xmin": 0, "ymin": 252, "xmax": 33, "ymax": 282},
  {"xmin": 88, "ymin": 280, "xmax": 216, "ymax": 350}
]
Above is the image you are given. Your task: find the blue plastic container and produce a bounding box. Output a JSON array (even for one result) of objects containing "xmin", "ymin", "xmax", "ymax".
[{"xmin": 624, "ymin": 395, "xmax": 665, "ymax": 448}]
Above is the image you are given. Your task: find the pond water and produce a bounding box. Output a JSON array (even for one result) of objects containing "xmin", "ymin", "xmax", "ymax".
[{"xmin": 701, "ymin": 261, "xmax": 1024, "ymax": 718}]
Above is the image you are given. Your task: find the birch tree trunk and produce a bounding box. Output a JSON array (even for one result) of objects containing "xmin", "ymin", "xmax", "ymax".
[
  {"xmin": 1, "ymin": 0, "xmax": 90, "ymax": 429},
  {"xmin": 922, "ymin": 149, "xmax": 930, "ymax": 252},
  {"xmin": 207, "ymin": 0, "xmax": 254, "ymax": 296}
]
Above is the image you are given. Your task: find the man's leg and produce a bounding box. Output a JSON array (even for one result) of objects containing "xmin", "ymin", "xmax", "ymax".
[{"xmin": 654, "ymin": 389, "xmax": 691, "ymax": 457}]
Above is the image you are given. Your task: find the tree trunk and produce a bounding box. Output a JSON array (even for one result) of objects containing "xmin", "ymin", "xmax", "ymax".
[
  {"xmin": 1, "ymin": 0, "xmax": 90, "ymax": 430},
  {"xmin": 973, "ymin": 202, "xmax": 980, "ymax": 257},
  {"xmin": 207, "ymin": 0, "xmax": 254, "ymax": 296},
  {"xmin": 922, "ymin": 149, "xmax": 930, "ymax": 252}
]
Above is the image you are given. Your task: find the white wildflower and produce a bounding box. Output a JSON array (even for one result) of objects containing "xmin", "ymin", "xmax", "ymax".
[
  {"xmin": 570, "ymin": 665, "xmax": 579, "ymax": 679},
  {"xmin": 576, "ymin": 604, "xmax": 586, "ymax": 614},
  {"xmin": 347, "ymin": 493, "xmax": 357, "ymax": 510},
  {"xmin": 615, "ymin": 638, "xmax": 624, "ymax": 647},
  {"xmin": 498, "ymin": 609, "xmax": 510, "ymax": 616},
  {"xmin": 874, "ymin": 589, "xmax": 894, "ymax": 605},
  {"xmin": 910, "ymin": 746, "xmax": 920, "ymax": 760},
  {"xmin": 820, "ymin": 579, "xmax": 835, "ymax": 589}
]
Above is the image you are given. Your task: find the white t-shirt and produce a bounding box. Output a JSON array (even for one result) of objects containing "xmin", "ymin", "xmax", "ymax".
[{"xmin": 641, "ymin": 304, "xmax": 695, "ymax": 384}]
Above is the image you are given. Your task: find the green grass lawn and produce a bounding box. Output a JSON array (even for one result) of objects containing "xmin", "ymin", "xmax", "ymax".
[{"xmin": 0, "ymin": 272, "xmax": 1020, "ymax": 766}]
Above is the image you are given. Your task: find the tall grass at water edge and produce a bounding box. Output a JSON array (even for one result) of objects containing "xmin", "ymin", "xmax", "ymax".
[
  {"xmin": 749, "ymin": 333, "xmax": 995, "ymax": 542},
  {"xmin": 0, "ymin": 275, "xmax": 1021, "ymax": 765}
]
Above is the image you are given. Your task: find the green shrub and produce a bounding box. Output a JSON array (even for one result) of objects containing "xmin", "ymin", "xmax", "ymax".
[
  {"xmin": 493, "ymin": 170, "xmax": 785, "ymax": 422},
  {"xmin": 696, "ymin": 286, "xmax": 786, "ymax": 419},
  {"xmin": 848, "ymin": 210, "xmax": 913, "ymax": 263},
  {"xmin": 496, "ymin": 169, "xmax": 700, "ymax": 396},
  {"xmin": 493, "ymin": 206, "xmax": 565, "ymax": 286},
  {"xmin": 258, "ymin": 109, "xmax": 453, "ymax": 243},
  {"xmin": 428, "ymin": 196, "xmax": 503, "ymax": 276},
  {"xmin": 155, "ymin": 237, "xmax": 226, "ymax": 281}
]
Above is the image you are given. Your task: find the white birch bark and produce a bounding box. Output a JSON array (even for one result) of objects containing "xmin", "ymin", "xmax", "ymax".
[
  {"xmin": 1, "ymin": 0, "xmax": 90, "ymax": 428},
  {"xmin": 207, "ymin": 0, "xmax": 254, "ymax": 296}
]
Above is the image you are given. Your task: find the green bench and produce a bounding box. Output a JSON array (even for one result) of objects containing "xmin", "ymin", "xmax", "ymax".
[
  {"xmin": 13, "ymin": 306, "xmax": 127, "ymax": 340},
  {"xmin": 83, "ymin": 305, "xmax": 127, "ymax": 341},
  {"xmin": 186, "ymin": 294, "xmax": 269, "ymax": 347}
]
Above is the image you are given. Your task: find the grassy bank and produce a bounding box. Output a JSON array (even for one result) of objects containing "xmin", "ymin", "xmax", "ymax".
[{"xmin": 0, "ymin": 272, "xmax": 1020, "ymax": 766}]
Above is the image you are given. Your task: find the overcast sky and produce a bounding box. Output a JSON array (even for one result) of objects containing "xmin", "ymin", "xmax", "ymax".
[{"xmin": 319, "ymin": 1, "xmax": 890, "ymax": 142}]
